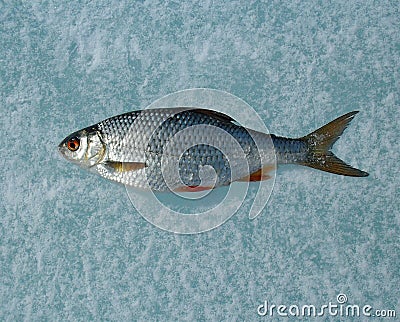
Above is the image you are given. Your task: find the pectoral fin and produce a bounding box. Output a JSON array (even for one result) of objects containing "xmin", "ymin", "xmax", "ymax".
[{"xmin": 104, "ymin": 161, "xmax": 147, "ymax": 172}]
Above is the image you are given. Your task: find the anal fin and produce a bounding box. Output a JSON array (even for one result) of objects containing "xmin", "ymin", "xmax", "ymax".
[{"xmin": 237, "ymin": 165, "xmax": 275, "ymax": 182}]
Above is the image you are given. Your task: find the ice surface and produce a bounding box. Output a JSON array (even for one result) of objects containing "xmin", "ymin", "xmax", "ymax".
[{"xmin": 1, "ymin": 0, "xmax": 399, "ymax": 320}]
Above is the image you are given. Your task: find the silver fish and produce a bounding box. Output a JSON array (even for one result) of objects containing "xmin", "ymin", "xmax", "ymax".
[{"xmin": 58, "ymin": 108, "xmax": 368, "ymax": 192}]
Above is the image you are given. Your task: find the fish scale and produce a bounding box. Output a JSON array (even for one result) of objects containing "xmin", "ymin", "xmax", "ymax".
[{"xmin": 99, "ymin": 108, "xmax": 263, "ymax": 190}]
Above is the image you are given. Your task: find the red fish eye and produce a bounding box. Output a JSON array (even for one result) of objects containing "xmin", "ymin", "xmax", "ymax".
[{"xmin": 67, "ymin": 137, "xmax": 80, "ymax": 151}]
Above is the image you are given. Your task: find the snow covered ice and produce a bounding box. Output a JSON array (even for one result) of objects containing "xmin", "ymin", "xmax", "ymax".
[{"xmin": 1, "ymin": 1, "xmax": 399, "ymax": 320}]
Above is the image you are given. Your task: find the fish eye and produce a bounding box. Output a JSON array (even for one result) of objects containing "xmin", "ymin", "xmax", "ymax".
[{"xmin": 67, "ymin": 137, "xmax": 80, "ymax": 151}]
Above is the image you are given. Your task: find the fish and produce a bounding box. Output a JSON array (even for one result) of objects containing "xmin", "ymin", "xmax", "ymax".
[{"xmin": 58, "ymin": 108, "xmax": 368, "ymax": 192}]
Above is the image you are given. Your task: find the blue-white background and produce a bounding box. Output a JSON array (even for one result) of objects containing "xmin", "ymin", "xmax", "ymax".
[{"xmin": 1, "ymin": 1, "xmax": 399, "ymax": 320}]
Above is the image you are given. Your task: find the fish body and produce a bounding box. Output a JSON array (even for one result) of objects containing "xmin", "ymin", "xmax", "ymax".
[{"xmin": 59, "ymin": 108, "xmax": 368, "ymax": 192}]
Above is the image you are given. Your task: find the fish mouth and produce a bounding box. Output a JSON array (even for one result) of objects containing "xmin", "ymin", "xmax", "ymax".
[
  {"xmin": 58, "ymin": 140, "xmax": 65, "ymax": 150},
  {"xmin": 58, "ymin": 142, "xmax": 70, "ymax": 161},
  {"xmin": 58, "ymin": 136, "xmax": 71, "ymax": 157}
]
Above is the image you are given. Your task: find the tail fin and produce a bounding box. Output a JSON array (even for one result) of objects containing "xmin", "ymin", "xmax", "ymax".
[{"xmin": 299, "ymin": 111, "xmax": 369, "ymax": 177}]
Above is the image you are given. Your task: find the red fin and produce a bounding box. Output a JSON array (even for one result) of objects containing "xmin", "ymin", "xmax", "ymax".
[
  {"xmin": 175, "ymin": 185, "xmax": 214, "ymax": 192},
  {"xmin": 237, "ymin": 165, "xmax": 275, "ymax": 182}
]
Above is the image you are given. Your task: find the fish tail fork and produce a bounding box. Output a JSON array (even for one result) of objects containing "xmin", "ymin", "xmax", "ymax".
[{"xmin": 299, "ymin": 111, "xmax": 369, "ymax": 177}]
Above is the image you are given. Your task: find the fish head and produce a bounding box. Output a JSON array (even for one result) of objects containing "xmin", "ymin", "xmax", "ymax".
[{"xmin": 58, "ymin": 127, "xmax": 106, "ymax": 169}]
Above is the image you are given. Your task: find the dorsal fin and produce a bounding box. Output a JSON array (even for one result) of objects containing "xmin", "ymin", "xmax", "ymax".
[
  {"xmin": 190, "ymin": 109, "xmax": 236, "ymax": 123},
  {"xmin": 140, "ymin": 107, "xmax": 236, "ymax": 124}
]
